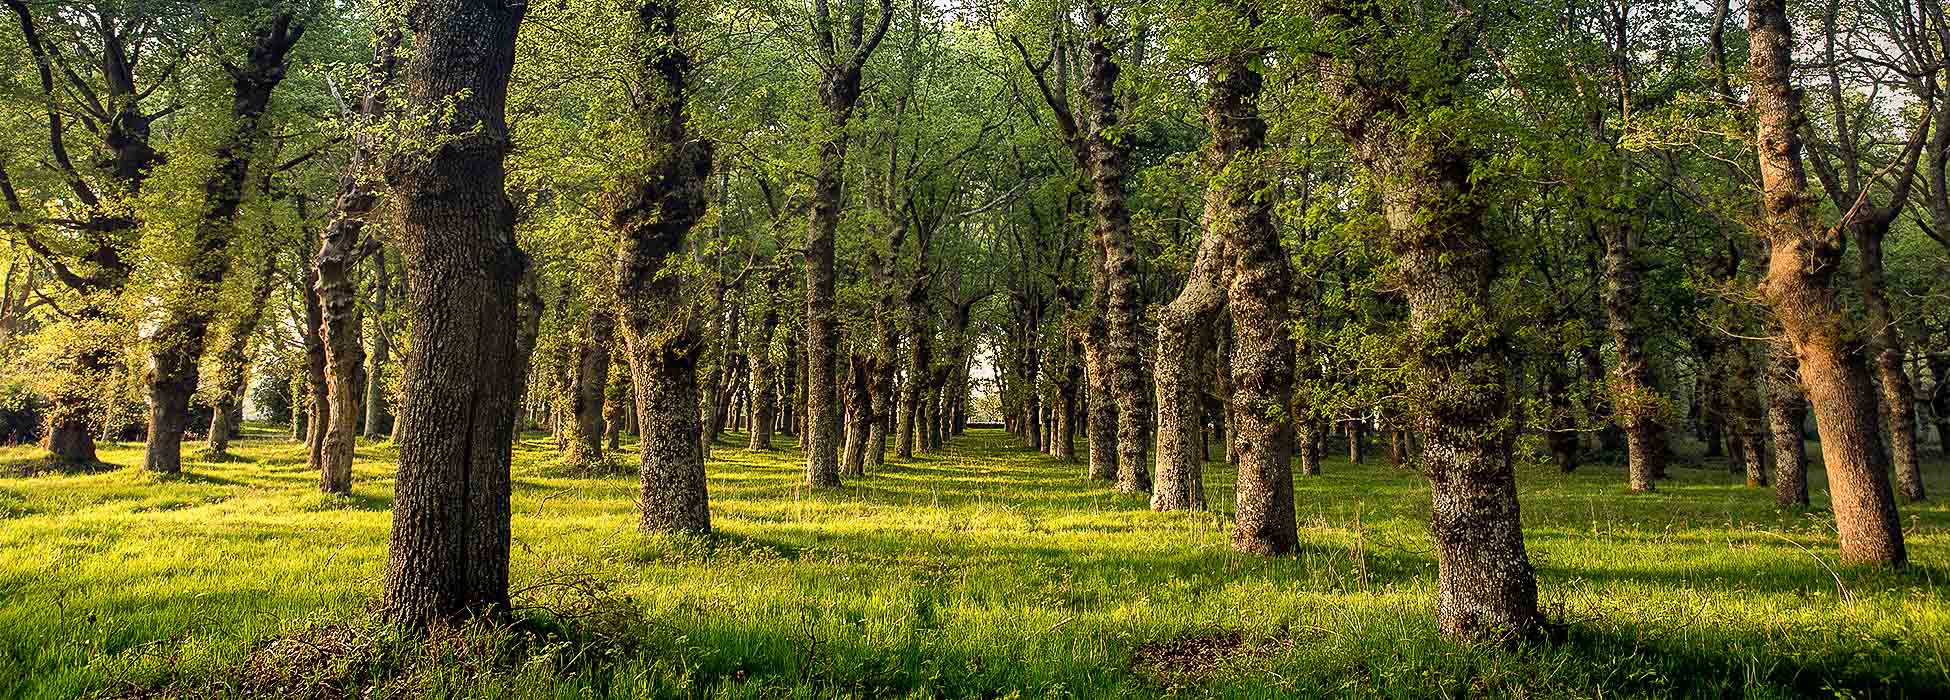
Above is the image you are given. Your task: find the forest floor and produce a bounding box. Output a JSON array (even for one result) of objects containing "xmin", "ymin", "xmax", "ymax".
[{"xmin": 1, "ymin": 427, "xmax": 1948, "ymax": 698}]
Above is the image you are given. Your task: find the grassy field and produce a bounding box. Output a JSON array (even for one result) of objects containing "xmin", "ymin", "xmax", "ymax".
[{"xmin": 1, "ymin": 426, "xmax": 1947, "ymax": 698}]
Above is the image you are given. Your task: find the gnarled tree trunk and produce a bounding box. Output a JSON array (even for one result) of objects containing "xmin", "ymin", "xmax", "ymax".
[
  {"xmin": 146, "ymin": 15, "xmax": 307, "ymax": 474},
  {"xmin": 612, "ymin": 0, "xmax": 715, "ymax": 535}
]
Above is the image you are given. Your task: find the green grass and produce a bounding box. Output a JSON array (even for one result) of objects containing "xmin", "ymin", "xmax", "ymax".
[{"xmin": 1, "ymin": 426, "xmax": 1947, "ymax": 698}]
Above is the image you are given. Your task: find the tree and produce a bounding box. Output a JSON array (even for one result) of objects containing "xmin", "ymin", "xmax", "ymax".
[
  {"xmin": 380, "ymin": 0, "xmax": 529, "ymax": 628},
  {"xmin": 612, "ymin": 0, "xmax": 715, "ymax": 535},
  {"xmin": 316, "ymin": 24, "xmax": 399, "ymax": 494},
  {"xmin": 1311, "ymin": 0, "xmax": 1544, "ymax": 641},
  {"xmin": 143, "ymin": 6, "xmax": 311, "ymax": 475},
  {"xmin": 802, "ymin": 0, "xmax": 895, "ymax": 488},
  {"xmin": 1746, "ymin": 0, "xmax": 1907, "ymax": 567}
]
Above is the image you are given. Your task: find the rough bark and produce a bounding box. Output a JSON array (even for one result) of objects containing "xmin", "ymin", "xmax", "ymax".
[
  {"xmin": 1748, "ymin": 0, "xmax": 1906, "ymax": 566},
  {"xmin": 611, "ymin": 0, "xmax": 715, "ymax": 535},
  {"xmin": 1207, "ymin": 28, "xmax": 1298, "ymax": 554},
  {"xmin": 1150, "ymin": 90, "xmax": 1240, "ymax": 512},
  {"xmin": 1079, "ymin": 0, "xmax": 1150, "ymax": 494},
  {"xmin": 315, "ymin": 28, "xmax": 397, "ymax": 494},
  {"xmin": 380, "ymin": 0, "xmax": 528, "ymax": 629},
  {"xmin": 1316, "ymin": 0, "xmax": 1543, "ymax": 640},
  {"xmin": 145, "ymin": 13, "xmax": 307, "ymax": 474},
  {"xmin": 1599, "ymin": 221, "xmax": 1666, "ymax": 491},
  {"xmin": 804, "ymin": 0, "xmax": 894, "ymax": 488}
]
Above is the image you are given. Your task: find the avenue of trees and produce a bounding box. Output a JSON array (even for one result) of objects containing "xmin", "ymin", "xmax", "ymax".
[{"xmin": 2, "ymin": 0, "xmax": 1946, "ymax": 642}]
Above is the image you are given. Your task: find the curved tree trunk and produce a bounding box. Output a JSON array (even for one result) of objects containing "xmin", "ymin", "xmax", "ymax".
[
  {"xmin": 145, "ymin": 16, "xmax": 306, "ymax": 475},
  {"xmin": 1150, "ymin": 139, "xmax": 1235, "ymax": 512},
  {"xmin": 380, "ymin": 0, "xmax": 527, "ymax": 629},
  {"xmin": 1317, "ymin": 0, "xmax": 1543, "ymax": 639},
  {"xmin": 316, "ymin": 27, "xmax": 398, "ymax": 494},
  {"xmin": 1748, "ymin": 0, "xmax": 1906, "ymax": 567}
]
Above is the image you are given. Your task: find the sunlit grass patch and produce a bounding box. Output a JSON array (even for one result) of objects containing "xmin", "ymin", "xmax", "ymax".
[{"xmin": 1, "ymin": 427, "xmax": 1947, "ymax": 697}]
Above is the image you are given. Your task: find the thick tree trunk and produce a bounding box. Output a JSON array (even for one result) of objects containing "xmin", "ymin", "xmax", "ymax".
[
  {"xmin": 314, "ymin": 29, "xmax": 395, "ymax": 492},
  {"xmin": 145, "ymin": 17, "xmax": 305, "ymax": 474},
  {"xmin": 612, "ymin": 0, "xmax": 714, "ymax": 534},
  {"xmin": 1749, "ymin": 0, "xmax": 1906, "ymax": 566},
  {"xmin": 380, "ymin": 0, "xmax": 527, "ymax": 629},
  {"xmin": 1055, "ymin": 340, "xmax": 1082, "ymax": 462},
  {"xmin": 803, "ymin": 4, "xmax": 889, "ymax": 483},
  {"xmin": 567, "ymin": 308, "xmax": 615, "ymax": 468},
  {"xmin": 1318, "ymin": 9, "xmax": 1542, "ymax": 637},
  {"xmin": 1150, "ymin": 105, "xmax": 1238, "ymax": 512},
  {"xmin": 1207, "ymin": 32, "xmax": 1297, "ymax": 554},
  {"xmin": 1082, "ymin": 2, "xmax": 1150, "ymax": 494},
  {"xmin": 898, "ymin": 295, "xmax": 930, "ymax": 459}
]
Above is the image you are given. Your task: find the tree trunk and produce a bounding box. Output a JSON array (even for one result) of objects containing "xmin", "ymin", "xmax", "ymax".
[
  {"xmin": 1599, "ymin": 221, "xmax": 1665, "ymax": 491},
  {"xmin": 1208, "ymin": 30, "xmax": 1297, "ymax": 554},
  {"xmin": 1082, "ymin": 319, "xmax": 1118, "ymax": 480},
  {"xmin": 612, "ymin": 0, "xmax": 714, "ymax": 534},
  {"xmin": 1929, "ymin": 354, "xmax": 1949, "ymax": 456},
  {"xmin": 1317, "ymin": 5, "xmax": 1542, "ymax": 638},
  {"xmin": 364, "ymin": 248, "xmax": 393, "ymax": 438},
  {"xmin": 1082, "ymin": 1, "xmax": 1149, "ymax": 494},
  {"xmin": 841, "ymin": 353, "xmax": 872, "ymax": 477},
  {"xmin": 748, "ymin": 300, "xmax": 780, "ymax": 450},
  {"xmin": 1749, "ymin": 0, "xmax": 1906, "ymax": 566},
  {"xmin": 567, "ymin": 308, "xmax": 615, "ymax": 468},
  {"xmin": 380, "ymin": 0, "xmax": 527, "ymax": 629},
  {"xmin": 1767, "ymin": 338, "xmax": 1810, "ymax": 506},
  {"xmin": 303, "ymin": 266, "xmax": 328, "ymax": 473},
  {"xmin": 207, "ymin": 261, "xmax": 278, "ymax": 455},
  {"xmin": 1852, "ymin": 223, "xmax": 1925, "ymax": 501},
  {"xmin": 314, "ymin": 29, "xmax": 396, "ymax": 493},
  {"xmin": 145, "ymin": 16, "xmax": 305, "ymax": 474},
  {"xmin": 1150, "ymin": 105, "xmax": 1237, "ymax": 512}
]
